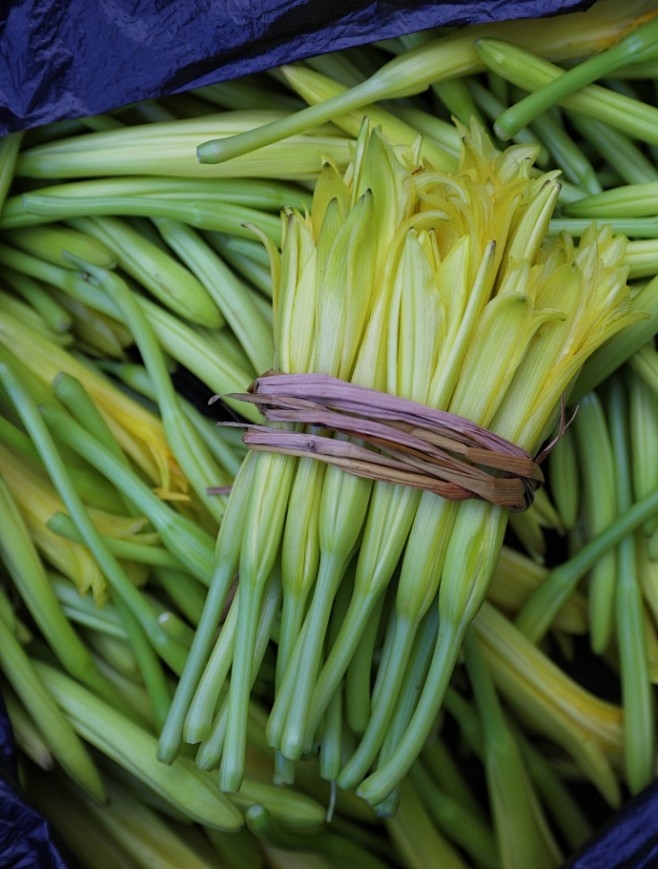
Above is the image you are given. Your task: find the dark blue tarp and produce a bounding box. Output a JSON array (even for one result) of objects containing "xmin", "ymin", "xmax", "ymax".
[
  {"xmin": 0, "ymin": 0, "xmax": 591, "ymax": 135},
  {"xmin": 564, "ymin": 782, "xmax": 658, "ymax": 869},
  {"xmin": 0, "ymin": 698, "xmax": 73, "ymax": 868}
]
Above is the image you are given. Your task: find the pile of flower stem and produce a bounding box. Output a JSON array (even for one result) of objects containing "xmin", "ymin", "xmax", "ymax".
[{"xmin": 1, "ymin": 1, "xmax": 658, "ymax": 867}]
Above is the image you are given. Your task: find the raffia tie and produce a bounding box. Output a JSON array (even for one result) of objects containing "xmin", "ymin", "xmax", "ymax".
[{"xmin": 221, "ymin": 372, "xmax": 550, "ymax": 512}]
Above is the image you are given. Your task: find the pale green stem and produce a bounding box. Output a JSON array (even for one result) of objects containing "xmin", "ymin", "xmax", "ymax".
[
  {"xmin": 39, "ymin": 403, "xmax": 216, "ymax": 584},
  {"xmin": 515, "ymin": 486, "xmax": 658, "ymax": 644},
  {"xmin": 492, "ymin": 15, "xmax": 658, "ymax": 138},
  {"xmin": 157, "ymin": 454, "xmax": 254, "ymax": 764},
  {"xmin": 0, "ymin": 359, "xmax": 188, "ymax": 674},
  {"xmin": 608, "ymin": 375, "xmax": 655, "ymax": 793},
  {"xmin": 113, "ymin": 596, "xmax": 172, "ymax": 731}
]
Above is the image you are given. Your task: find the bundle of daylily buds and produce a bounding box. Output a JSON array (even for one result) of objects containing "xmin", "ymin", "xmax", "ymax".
[
  {"xmin": 1, "ymin": 1, "xmax": 658, "ymax": 867},
  {"xmin": 159, "ymin": 116, "xmax": 639, "ymax": 811}
]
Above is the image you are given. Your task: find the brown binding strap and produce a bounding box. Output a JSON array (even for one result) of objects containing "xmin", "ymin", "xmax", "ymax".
[{"xmin": 219, "ymin": 372, "xmax": 557, "ymax": 512}]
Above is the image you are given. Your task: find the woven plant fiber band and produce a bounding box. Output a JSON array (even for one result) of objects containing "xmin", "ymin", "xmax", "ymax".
[{"xmin": 220, "ymin": 371, "xmax": 550, "ymax": 512}]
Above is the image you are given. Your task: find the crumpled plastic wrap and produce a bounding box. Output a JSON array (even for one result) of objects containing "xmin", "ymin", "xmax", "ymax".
[
  {"xmin": 1, "ymin": 0, "xmax": 590, "ymax": 134},
  {"xmin": 0, "ymin": 698, "xmax": 74, "ymax": 868},
  {"xmin": 564, "ymin": 782, "xmax": 658, "ymax": 869}
]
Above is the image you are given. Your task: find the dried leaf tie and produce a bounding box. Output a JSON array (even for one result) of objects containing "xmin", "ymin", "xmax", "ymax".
[{"xmin": 220, "ymin": 372, "xmax": 547, "ymax": 512}]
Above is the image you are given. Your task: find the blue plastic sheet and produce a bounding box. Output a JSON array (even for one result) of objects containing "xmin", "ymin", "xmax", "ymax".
[
  {"xmin": 0, "ymin": 698, "xmax": 73, "ymax": 868},
  {"xmin": 565, "ymin": 782, "xmax": 658, "ymax": 869},
  {"xmin": 1, "ymin": 0, "xmax": 591, "ymax": 135}
]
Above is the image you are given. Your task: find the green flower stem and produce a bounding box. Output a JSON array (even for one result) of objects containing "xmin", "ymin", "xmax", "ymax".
[
  {"xmin": 529, "ymin": 108, "xmax": 601, "ymax": 194},
  {"xmin": 154, "ymin": 568, "xmax": 206, "ymax": 627},
  {"xmin": 384, "ymin": 777, "xmax": 467, "ymax": 869},
  {"xmin": 34, "ymin": 661, "xmax": 244, "ymax": 830},
  {"xmin": 319, "ymin": 573, "xmax": 352, "ymax": 786},
  {"xmin": 4, "ymin": 190, "xmax": 281, "ymax": 242},
  {"xmin": 463, "ymin": 630, "xmax": 562, "ymax": 868},
  {"xmin": 47, "ymin": 512, "xmax": 186, "ymax": 571},
  {"xmin": 572, "ymin": 392, "xmax": 618, "ymax": 653},
  {"xmin": 51, "ymin": 371, "xmax": 143, "ymax": 518},
  {"xmin": 105, "ymin": 360, "xmax": 244, "ymax": 481},
  {"xmin": 184, "ymin": 591, "xmax": 239, "ymax": 744},
  {"xmin": 0, "ymin": 592, "xmax": 106, "ymax": 802},
  {"xmin": 337, "ymin": 613, "xmax": 417, "ymax": 790},
  {"xmin": 0, "ymin": 477, "xmax": 119, "ymax": 705},
  {"xmin": 49, "ymin": 573, "xmax": 126, "ymax": 639},
  {"xmin": 64, "ymin": 252, "xmax": 229, "ymax": 523},
  {"xmin": 157, "ymin": 454, "xmax": 254, "ymax": 764},
  {"xmin": 244, "ymin": 805, "xmax": 389, "ymax": 869},
  {"xmin": 152, "ymin": 218, "xmax": 273, "ymax": 374},
  {"xmin": 280, "ymin": 63, "xmax": 455, "ymax": 172},
  {"xmin": 568, "ymin": 114, "xmax": 658, "ymax": 184},
  {"xmin": 196, "ymin": 3, "xmax": 648, "ymax": 163},
  {"xmin": 467, "ymin": 80, "xmax": 550, "ymax": 163},
  {"xmin": 113, "ymin": 596, "xmax": 172, "ymax": 732},
  {"xmin": 307, "ymin": 484, "xmax": 423, "ymax": 754},
  {"xmin": 361, "ymin": 505, "xmax": 505, "ymax": 807},
  {"xmin": 491, "ymin": 15, "xmax": 658, "ymax": 139},
  {"xmin": 0, "ymin": 414, "xmax": 126, "ymax": 514},
  {"xmin": 194, "ymin": 571, "xmax": 282, "ymax": 773},
  {"xmin": 3, "ymin": 269, "xmax": 73, "ymax": 333},
  {"xmin": 67, "ymin": 216, "xmax": 224, "ymax": 328},
  {"xmin": 0, "ymin": 359, "xmax": 188, "ymax": 674},
  {"xmin": 318, "ymin": 686, "xmax": 343, "ymax": 786},
  {"xmin": 475, "ymin": 38, "xmax": 658, "ymax": 145},
  {"xmin": 277, "ymin": 554, "xmax": 352, "ymax": 760},
  {"xmin": 548, "ymin": 218, "xmax": 658, "ymax": 238},
  {"xmin": 273, "ymin": 467, "xmax": 372, "ymax": 762},
  {"xmin": 277, "ymin": 457, "xmax": 324, "ymax": 719},
  {"xmin": 608, "ymin": 375, "xmax": 655, "ymax": 794},
  {"xmin": 344, "ymin": 590, "xmax": 387, "ymax": 735},
  {"xmin": 0, "ymin": 243, "xmax": 258, "ymax": 421},
  {"xmin": 16, "ymin": 116, "xmax": 354, "ymax": 180},
  {"xmin": 409, "ymin": 762, "xmax": 498, "ymax": 869},
  {"xmin": 205, "ymin": 231, "xmax": 274, "ymax": 297},
  {"xmin": 514, "ymin": 724, "xmax": 593, "ymax": 852},
  {"xmin": 359, "ymin": 606, "xmax": 439, "ymax": 810},
  {"xmin": 39, "ymin": 403, "xmax": 215, "ymax": 584},
  {"xmin": 515, "ymin": 485, "xmax": 658, "ymax": 644},
  {"xmin": 219, "ymin": 451, "xmax": 295, "ymax": 793},
  {"xmin": 421, "ymin": 738, "xmax": 485, "ymax": 821}
]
